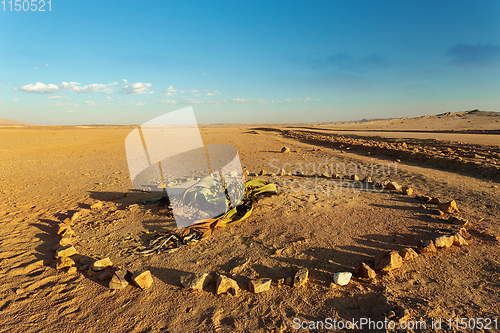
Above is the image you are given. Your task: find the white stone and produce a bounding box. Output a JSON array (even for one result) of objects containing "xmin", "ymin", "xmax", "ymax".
[{"xmin": 333, "ymin": 272, "xmax": 352, "ymax": 286}]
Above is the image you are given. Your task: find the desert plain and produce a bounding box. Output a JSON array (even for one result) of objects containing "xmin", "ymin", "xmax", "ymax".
[{"xmin": 0, "ymin": 110, "xmax": 499, "ymax": 332}]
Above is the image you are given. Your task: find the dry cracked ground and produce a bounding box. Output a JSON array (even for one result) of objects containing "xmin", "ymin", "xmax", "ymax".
[{"xmin": 0, "ymin": 125, "xmax": 499, "ymax": 333}]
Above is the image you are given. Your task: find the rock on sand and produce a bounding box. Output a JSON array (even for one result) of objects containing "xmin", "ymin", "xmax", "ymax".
[
  {"xmin": 333, "ymin": 272, "xmax": 352, "ymax": 286},
  {"xmin": 374, "ymin": 251, "xmax": 402, "ymax": 272},
  {"xmin": 249, "ymin": 278, "xmax": 272, "ymax": 293},
  {"xmin": 216, "ymin": 275, "xmax": 239, "ymax": 295},
  {"xmin": 180, "ymin": 273, "xmax": 212, "ymax": 291}
]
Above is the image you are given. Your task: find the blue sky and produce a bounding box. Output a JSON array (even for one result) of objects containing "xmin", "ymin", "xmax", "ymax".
[{"xmin": 1, "ymin": 0, "xmax": 499, "ymax": 125}]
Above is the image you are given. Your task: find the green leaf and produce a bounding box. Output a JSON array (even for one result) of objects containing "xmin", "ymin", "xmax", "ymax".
[
  {"xmin": 250, "ymin": 183, "xmax": 277, "ymax": 197},
  {"xmin": 245, "ymin": 178, "xmax": 269, "ymax": 189}
]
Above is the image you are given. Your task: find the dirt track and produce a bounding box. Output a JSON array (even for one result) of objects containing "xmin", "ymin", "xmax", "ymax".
[{"xmin": 287, "ymin": 127, "xmax": 500, "ymax": 146}]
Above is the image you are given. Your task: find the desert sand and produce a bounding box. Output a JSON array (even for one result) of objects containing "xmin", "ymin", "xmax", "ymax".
[{"xmin": 1, "ymin": 111, "xmax": 499, "ymax": 332}]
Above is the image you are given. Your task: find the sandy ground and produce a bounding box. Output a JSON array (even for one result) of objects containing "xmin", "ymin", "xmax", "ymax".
[{"xmin": 1, "ymin": 116, "xmax": 500, "ymax": 332}]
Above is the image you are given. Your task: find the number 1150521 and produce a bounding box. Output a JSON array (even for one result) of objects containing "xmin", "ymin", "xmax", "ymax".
[{"xmin": 2, "ymin": 0, "xmax": 51, "ymax": 11}]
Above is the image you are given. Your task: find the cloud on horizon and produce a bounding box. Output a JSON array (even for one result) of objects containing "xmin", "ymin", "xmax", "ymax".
[
  {"xmin": 119, "ymin": 82, "xmax": 152, "ymax": 95},
  {"xmin": 16, "ymin": 80, "xmax": 322, "ymax": 111},
  {"xmin": 162, "ymin": 86, "xmax": 177, "ymax": 97},
  {"xmin": 271, "ymin": 97, "xmax": 321, "ymax": 103},
  {"xmin": 160, "ymin": 97, "xmax": 267, "ymax": 106},
  {"xmin": 51, "ymin": 102, "xmax": 78, "ymax": 107},
  {"xmin": 206, "ymin": 90, "xmax": 220, "ymax": 96},
  {"xmin": 20, "ymin": 82, "xmax": 59, "ymax": 93},
  {"xmin": 160, "ymin": 97, "xmax": 320, "ymax": 106},
  {"xmin": 447, "ymin": 44, "xmax": 500, "ymax": 66},
  {"xmin": 18, "ymin": 79, "xmax": 131, "ymax": 94},
  {"xmin": 120, "ymin": 102, "xmax": 147, "ymax": 107}
]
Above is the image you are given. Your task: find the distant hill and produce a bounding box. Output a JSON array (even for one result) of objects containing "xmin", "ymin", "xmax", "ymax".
[
  {"xmin": 316, "ymin": 109, "xmax": 500, "ymax": 132},
  {"xmin": 0, "ymin": 119, "xmax": 38, "ymax": 126}
]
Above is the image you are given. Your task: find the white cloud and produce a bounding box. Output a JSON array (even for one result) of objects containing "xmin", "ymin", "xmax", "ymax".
[
  {"xmin": 109, "ymin": 80, "xmax": 125, "ymax": 86},
  {"xmin": 59, "ymin": 82, "xmax": 81, "ymax": 91},
  {"xmin": 163, "ymin": 85, "xmax": 177, "ymax": 97},
  {"xmin": 51, "ymin": 102, "xmax": 78, "ymax": 107},
  {"xmin": 160, "ymin": 100, "xmax": 178, "ymax": 105},
  {"xmin": 206, "ymin": 90, "xmax": 220, "ymax": 96},
  {"xmin": 61, "ymin": 82, "xmax": 113, "ymax": 94},
  {"xmin": 18, "ymin": 80, "xmax": 130, "ymax": 95},
  {"xmin": 78, "ymin": 83, "xmax": 108, "ymax": 93},
  {"xmin": 64, "ymin": 110, "xmax": 74, "ymax": 113},
  {"xmin": 20, "ymin": 82, "xmax": 59, "ymax": 93},
  {"xmin": 17, "ymin": 81, "xmax": 315, "ymax": 109},
  {"xmin": 120, "ymin": 82, "xmax": 152, "ymax": 95},
  {"xmin": 119, "ymin": 101, "xmax": 147, "ymax": 107},
  {"xmin": 168, "ymin": 97, "xmax": 268, "ymax": 106},
  {"xmin": 271, "ymin": 97, "xmax": 321, "ymax": 103},
  {"xmin": 184, "ymin": 98, "xmax": 212, "ymax": 105},
  {"xmin": 229, "ymin": 98, "xmax": 267, "ymax": 104},
  {"xmin": 10, "ymin": 98, "xmax": 18, "ymax": 102}
]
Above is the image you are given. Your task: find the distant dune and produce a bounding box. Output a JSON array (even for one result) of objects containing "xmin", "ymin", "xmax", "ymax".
[
  {"xmin": 317, "ymin": 109, "xmax": 500, "ymax": 132},
  {"xmin": 0, "ymin": 119, "xmax": 38, "ymax": 127}
]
